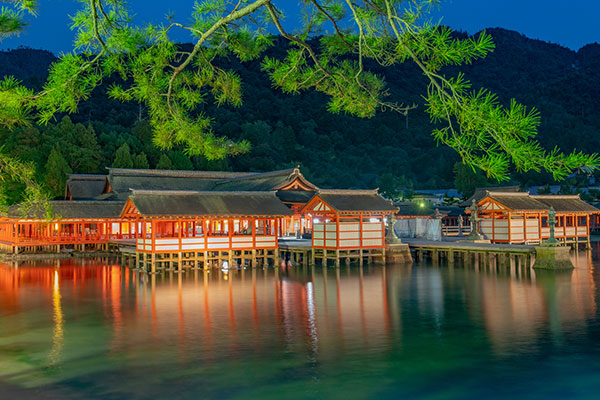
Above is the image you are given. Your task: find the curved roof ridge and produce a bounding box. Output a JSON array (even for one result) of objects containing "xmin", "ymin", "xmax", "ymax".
[
  {"xmin": 531, "ymin": 194, "xmax": 581, "ymax": 199},
  {"xmin": 486, "ymin": 191, "xmax": 530, "ymax": 196},
  {"xmin": 130, "ymin": 189, "xmax": 279, "ymax": 196},
  {"xmin": 215, "ymin": 168, "xmax": 296, "ymax": 184},
  {"xmin": 68, "ymin": 174, "xmax": 107, "ymax": 179},
  {"xmin": 318, "ymin": 189, "xmax": 378, "ymax": 195}
]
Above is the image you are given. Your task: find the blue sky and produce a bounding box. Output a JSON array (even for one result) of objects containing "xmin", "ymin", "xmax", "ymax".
[{"xmin": 2, "ymin": 0, "xmax": 598, "ymax": 53}]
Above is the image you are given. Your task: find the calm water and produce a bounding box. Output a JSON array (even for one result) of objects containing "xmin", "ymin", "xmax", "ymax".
[{"xmin": 2, "ymin": 248, "xmax": 600, "ymax": 399}]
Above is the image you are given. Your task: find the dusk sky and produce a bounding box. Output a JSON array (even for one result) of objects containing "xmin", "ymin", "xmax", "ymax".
[{"xmin": 1, "ymin": 0, "xmax": 598, "ymax": 53}]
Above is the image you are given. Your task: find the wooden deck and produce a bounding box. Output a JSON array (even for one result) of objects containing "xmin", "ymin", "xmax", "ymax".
[{"xmin": 403, "ymin": 238, "xmax": 536, "ymax": 266}]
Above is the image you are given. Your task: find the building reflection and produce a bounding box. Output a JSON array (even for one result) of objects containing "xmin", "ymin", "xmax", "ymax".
[{"xmin": 0, "ymin": 253, "xmax": 597, "ymax": 361}]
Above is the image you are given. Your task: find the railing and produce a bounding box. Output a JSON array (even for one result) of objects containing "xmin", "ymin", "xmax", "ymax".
[{"xmin": 442, "ymin": 225, "xmax": 472, "ymax": 236}]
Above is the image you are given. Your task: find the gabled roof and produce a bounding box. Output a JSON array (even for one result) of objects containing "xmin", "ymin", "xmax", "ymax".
[
  {"xmin": 532, "ymin": 195, "xmax": 600, "ymax": 213},
  {"xmin": 125, "ymin": 190, "xmax": 293, "ymax": 217},
  {"xmin": 480, "ymin": 192, "xmax": 599, "ymax": 213},
  {"xmin": 305, "ymin": 190, "xmax": 397, "ymax": 213},
  {"xmin": 460, "ymin": 185, "xmax": 521, "ymax": 207},
  {"xmin": 8, "ymin": 201, "xmax": 125, "ymax": 220},
  {"xmin": 104, "ymin": 168, "xmax": 254, "ymax": 196},
  {"xmin": 276, "ymin": 190, "xmax": 316, "ymax": 204},
  {"xmin": 480, "ymin": 192, "xmax": 547, "ymax": 211},
  {"xmin": 65, "ymin": 174, "xmax": 107, "ymax": 200},
  {"xmin": 213, "ymin": 167, "xmax": 318, "ymax": 192}
]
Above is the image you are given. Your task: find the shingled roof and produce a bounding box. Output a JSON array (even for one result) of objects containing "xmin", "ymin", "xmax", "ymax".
[
  {"xmin": 126, "ymin": 191, "xmax": 293, "ymax": 217},
  {"xmin": 65, "ymin": 174, "xmax": 107, "ymax": 200},
  {"xmin": 532, "ymin": 195, "xmax": 600, "ymax": 213},
  {"xmin": 312, "ymin": 190, "xmax": 397, "ymax": 213},
  {"xmin": 105, "ymin": 168, "xmax": 255, "ymax": 198},
  {"xmin": 213, "ymin": 167, "xmax": 318, "ymax": 192},
  {"xmin": 7, "ymin": 201, "xmax": 125, "ymax": 220},
  {"xmin": 482, "ymin": 192, "xmax": 548, "ymax": 211},
  {"xmin": 482, "ymin": 192, "xmax": 599, "ymax": 213},
  {"xmin": 460, "ymin": 185, "xmax": 521, "ymax": 207}
]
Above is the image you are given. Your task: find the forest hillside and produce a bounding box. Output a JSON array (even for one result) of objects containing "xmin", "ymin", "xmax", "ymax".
[{"xmin": 1, "ymin": 28, "xmax": 599, "ymax": 200}]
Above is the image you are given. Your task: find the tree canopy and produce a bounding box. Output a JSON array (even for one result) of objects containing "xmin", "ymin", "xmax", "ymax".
[{"xmin": 0, "ymin": 0, "xmax": 598, "ymax": 209}]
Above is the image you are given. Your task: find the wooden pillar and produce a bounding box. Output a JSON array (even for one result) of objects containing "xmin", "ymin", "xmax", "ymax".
[
  {"xmin": 359, "ymin": 213, "xmax": 363, "ymax": 248},
  {"xmin": 151, "ymin": 219, "xmax": 156, "ymax": 253},
  {"xmin": 359, "ymin": 248, "xmax": 364, "ymax": 267},
  {"xmin": 178, "ymin": 218, "xmax": 182, "ymax": 253},
  {"xmin": 586, "ymin": 214, "xmax": 591, "ymax": 248},
  {"xmin": 538, "ymin": 212, "xmax": 542, "ymax": 243},
  {"xmin": 491, "ymin": 211, "xmax": 495, "ymax": 242},
  {"xmin": 523, "ymin": 214, "xmax": 527, "ymax": 244}
]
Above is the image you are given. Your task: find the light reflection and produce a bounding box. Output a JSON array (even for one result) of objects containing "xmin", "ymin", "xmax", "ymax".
[
  {"xmin": 0, "ymin": 252, "xmax": 598, "ymax": 379},
  {"xmin": 48, "ymin": 269, "xmax": 64, "ymax": 367}
]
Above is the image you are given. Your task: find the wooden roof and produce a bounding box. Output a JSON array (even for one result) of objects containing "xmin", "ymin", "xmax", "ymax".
[
  {"xmin": 213, "ymin": 167, "xmax": 318, "ymax": 192},
  {"xmin": 105, "ymin": 168, "xmax": 255, "ymax": 198},
  {"xmin": 460, "ymin": 185, "xmax": 521, "ymax": 207},
  {"xmin": 65, "ymin": 174, "xmax": 107, "ymax": 200},
  {"xmin": 125, "ymin": 191, "xmax": 293, "ymax": 217},
  {"xmin": 480, "ymin": 192, "xmax": 599, "ymax": 213},
  {"xmin": 304, "ymin": 190, "xmax": 397, "ymax": 214},
  {"xmin": 276, "ymin": 190, "xmax": 316, "ymax": 204},
  {"xmin": 532, "ymin": 195, "xmax": 600, "ymax": 213},
  {"xmin": 8, "ymin": 201, "xmax": 125, "ymax": 220}
]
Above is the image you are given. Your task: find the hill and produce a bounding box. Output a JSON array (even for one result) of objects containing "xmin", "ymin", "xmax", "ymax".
[{"xmin": 0, "ymin": 28, "xmax": 599, "ymax": 198}]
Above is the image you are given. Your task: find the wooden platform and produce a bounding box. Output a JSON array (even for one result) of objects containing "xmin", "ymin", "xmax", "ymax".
[
  {"xmin": 278, "ymin": 239, "xmax": 386, "ymax": 267},
  {"xmin": 403, "ymin": 238, "xmax": 536, "ymax": 267}
]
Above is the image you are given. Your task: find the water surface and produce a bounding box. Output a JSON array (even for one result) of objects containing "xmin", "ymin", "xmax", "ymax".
[{"xmin": 2, "ymin": 249, "xmax": 600, "ymax": 399}]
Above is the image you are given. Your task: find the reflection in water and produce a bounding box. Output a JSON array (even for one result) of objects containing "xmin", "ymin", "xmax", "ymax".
[
  {"xmin": 0, "ymin": 253, "xmax": 599, "ymax": 398},
  {"xmin": 49, "ymin": 270, "xmax": 64, "ymax": 367}
]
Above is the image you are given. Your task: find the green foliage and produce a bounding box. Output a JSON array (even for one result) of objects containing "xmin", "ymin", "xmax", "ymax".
[
  {"xmin": 113, "ymin": 142, "xmax": 133, "ymax": 168},
  {"xmin": 0, "ymin": 0, "xmax": 598, "ymax": 207},
  {"xmin": 44, "ymin": 145, "xmax": 72, "ymax": 198},
  {"xmin": 378, "ymin": 172, "xmax": 402, "ymax": 200},
  {"xmin": 134, "ymin": 152, "xmax": 149, "ymax": 169},
  {"xmin": 156, "ymin": 154, "xmax": 173, "ymax": 170},
  {"xmin": 1, "ymin": 0, "xmax": 595, "ymax": 181},
  {"xmin": 0, "ymin": 1, "xmax": 37, "ymax": 40},
  {"xmin": 453, "ymin": 162, "xmax": 488, "ymax": 198}
]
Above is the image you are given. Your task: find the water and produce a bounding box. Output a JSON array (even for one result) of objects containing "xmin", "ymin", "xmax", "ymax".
[{"xmin": 2, "ymin": 249, "xmax": 600, "ymax": 399}]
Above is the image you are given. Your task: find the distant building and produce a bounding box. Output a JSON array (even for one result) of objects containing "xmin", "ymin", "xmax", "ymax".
[{"xmin": 475, "ymin": 191, "xmax": 598, "ymax": 245}]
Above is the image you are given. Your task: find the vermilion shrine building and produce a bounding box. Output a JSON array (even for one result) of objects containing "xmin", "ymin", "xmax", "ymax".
[
  {"xmin": 476, "ymin": 191, "xmax": 598, "ymax": 245},
  {"xmin": 0, "ymin": 168, "xmax": 398, "ymax": 268}
]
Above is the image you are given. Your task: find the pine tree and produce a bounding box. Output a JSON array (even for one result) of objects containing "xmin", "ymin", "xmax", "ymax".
[
  {"xmin": 113, "ymin": 143, "xmax": 133, "ymax": 169},
  {"xmin": 169, "ymin": 151, "xmax": 193, "ymax": 170},
  {"xmin": 45, "ymin": 146, "xmax": 72, "ymax": 198},
  {"xmin": 134, "ymin": 152, "xmax": 150, "ymax": 169},
  {"xmin": 156, "ymin": 154, "xmax": 173, "ymax": 170}
]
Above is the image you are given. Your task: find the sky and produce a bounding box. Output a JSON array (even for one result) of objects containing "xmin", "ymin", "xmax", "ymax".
[{"xmin": 1, "ymin": 0, "xmax": 599, "ymax": 54}]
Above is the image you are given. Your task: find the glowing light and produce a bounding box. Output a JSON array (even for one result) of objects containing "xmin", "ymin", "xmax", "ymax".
[
  {"xmin": 314, "ymin": 218, "xmax": 320, "ymax": 224},
  {"xmin": 419, "ymin": 203, "xmax": 425, "ymax": 208},
  {"xmin": 54, "ymin": 223, "xmax": 59, "ymax": 230},
  {"xmin": 369, "ymin": 218, "xmax": 379, "ymax": 223},
  {"xmin": 49, "ymin": 270, "xmax": 64, "ymax": 366}
]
